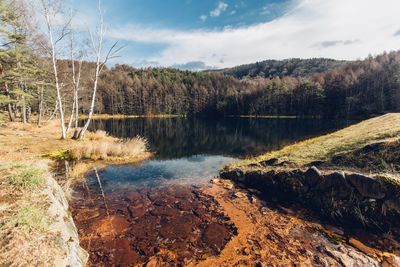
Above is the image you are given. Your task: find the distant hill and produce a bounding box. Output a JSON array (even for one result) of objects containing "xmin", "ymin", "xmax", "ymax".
[{"xmin": 215, "ymin": 58, "xmax": 349, "ymax": 79}]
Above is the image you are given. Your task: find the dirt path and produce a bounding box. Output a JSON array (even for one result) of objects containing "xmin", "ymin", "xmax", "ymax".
[{"xmin": 194, "ymin": 184, "xmax": 256, "ymax": 267}]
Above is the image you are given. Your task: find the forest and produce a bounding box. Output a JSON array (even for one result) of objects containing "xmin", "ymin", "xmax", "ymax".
[{"xmin": 1, "ymin": 1, "xmax": 400, "ymax": 125}]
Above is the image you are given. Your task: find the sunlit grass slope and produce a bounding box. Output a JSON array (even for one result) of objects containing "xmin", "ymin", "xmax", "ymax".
[{"xmin": 230, "ymin": 113, "xmax": 400, "ymax": 169}]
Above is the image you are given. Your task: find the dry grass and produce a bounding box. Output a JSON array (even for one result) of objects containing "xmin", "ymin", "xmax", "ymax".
[
  {"xmin": 331, "ymin": 138, "xmax": 400, "ymax": 173},
  {"xmin": 43, "ymin": 130, "xmax": 148, "ymax": 162},
  {"xmin": 72, "ymin": 137, "xmax": 146, "ymax": 160},
  {"xmin": 0, "ymin": 120, "xmax": 150, "ymax": 173},
  {"xmin": 0, "ymin": 161, "xmax": 60, "ymax": 267},
  {"xmin": 229, "ymin": 113, "xmax": 400, "ymax": 169}
]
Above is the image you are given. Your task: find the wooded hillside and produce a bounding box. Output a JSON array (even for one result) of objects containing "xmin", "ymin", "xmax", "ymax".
[
  {"xmin": 91, "ymin": 52, "xmax": 400, "ymax": 118},
  {"xmin": 214, "ymin": 58, "xmax": 348, "ymax": 79}
]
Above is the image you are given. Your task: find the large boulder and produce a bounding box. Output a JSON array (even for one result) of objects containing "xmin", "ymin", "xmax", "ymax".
[
  {"xmin": 346, "ymin": 173, "xmax": 386, "ymax": 199},
  {"xmin": 220, "ymin": 168, "xmax": 244, "ymax": 182},
  {"xmin": 304, "ymin": 166, "xmax": 323, "ymax": 187},
  {"xmin": 314, "ymin": 171, "xmax": 354, "ymax": 200}
]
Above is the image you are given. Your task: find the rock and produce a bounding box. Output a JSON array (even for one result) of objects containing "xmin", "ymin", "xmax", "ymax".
[
  {"xmin": 220, "ymin": 168, "xmax": 245, "ymax": 182},
  {"xmin": 306, "ymin": 160, "xmax": 325, "ymax": 167},
  {"xmin": 220, "ymin": 180, "xmax": 234, "ymax": 190},
  {"xmin": 201, "ymin": 223, "xmax": 230, "ymax": 252},
  {"xmin": 248, "ymin": 163, "xmax": 260, "ymax": 167},
  {"xmin": 211, "ymin": 178, "xmax": 220, "ymax": 184},
  {"xmin": 331, "ymin": 154, "xmax": 346, "ymax": 164},
  {"xmin": 382, "ymin": 253, "xmax": 400, "ymax": 267},
  {"xmin": 348, "ymin": 238, "xmax": 377, "ymax": 257},
  {"xmin": 325, "ymin": 244, "xmax": 380, "ymax": 267},
  {"xmin": 315, "ymin": 171, "xmax": 353, "ymax": 199},
  {"xmin": 382, "ymin": 199, "xmax": 400, "ymax": 214},
  {"xmin": 242, "ymin": 247, "xmax": 251, "ymax": 255},
  {"xmin": 234, "ymin": 192, "xmax": 247, "ymax": 199},
  {"xmin": 324, "ymin": 225, "xmax": 344, "ymax": 236},
  {"xmin": 259, "ymin": 158, "xmax": 278, "ymax": 166},
  {"xmin": 304, "ymin": 166, "xmax": 323, "ymax": 187},
  {"xmin": 361, "ymin": 142, "xmax": 384, "ymax": 153},
  {"xmin": 145, "ymin": 257, "xmax": 160, "ymax": 267},
  {"xmin": 276, "ymin": 160, "xmax": 296, "ymax": 167},
  {"xmin": 346, "ymin": 173, "xmax": 386, "ymax": 199}
]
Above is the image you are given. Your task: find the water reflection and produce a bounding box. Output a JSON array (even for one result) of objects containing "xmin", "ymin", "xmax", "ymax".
[{"xmin": 86, "ymin": 117, "xmax": 352, "ymax": 159}]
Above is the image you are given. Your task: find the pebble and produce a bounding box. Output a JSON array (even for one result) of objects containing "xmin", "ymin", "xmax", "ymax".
[
  {"xmin": 234, "ymin": 192, "xmax": 247, "ymax": 199},
  {"xmin": 242, "ymin": 247, "xmax": 251, "ymax": 255}
]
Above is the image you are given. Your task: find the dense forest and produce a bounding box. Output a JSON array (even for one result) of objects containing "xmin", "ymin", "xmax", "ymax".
[
  {"xmin": 214, "ymin": 58, "xmax": 348, "ymax": 79},
  {"xmin": 1, "ymin": 1, "xmax": 400, "ymax": 123}
]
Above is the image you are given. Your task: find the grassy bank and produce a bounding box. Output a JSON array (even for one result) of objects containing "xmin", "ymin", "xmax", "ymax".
[
  {"xmin": 229, "ymin": 113, "xmax": 400, "ymax": 171},
  {"xmin": 0, "ymin": 120, "xmax": 150, "ymax": 266}
]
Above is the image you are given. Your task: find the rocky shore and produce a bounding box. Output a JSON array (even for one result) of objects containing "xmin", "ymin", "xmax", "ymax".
[{"xmin": 221, "ymin": 163, "xmax": 400, "ymax": 231}]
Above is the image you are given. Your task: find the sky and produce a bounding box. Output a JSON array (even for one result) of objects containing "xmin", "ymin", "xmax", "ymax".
[{"xmin": 64, "ymin": 0, "xmax": 400, "ymax": 70}]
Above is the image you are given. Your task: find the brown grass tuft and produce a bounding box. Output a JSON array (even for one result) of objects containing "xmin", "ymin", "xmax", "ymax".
[{"xmin": 71, "ymin": 135, "xmax": 147, "ymax": 160}]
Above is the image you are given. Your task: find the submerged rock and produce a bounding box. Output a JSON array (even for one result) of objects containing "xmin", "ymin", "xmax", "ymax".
[{"xmin": 72, "ymin": 184, "xmax": 237, "ymax": 266}]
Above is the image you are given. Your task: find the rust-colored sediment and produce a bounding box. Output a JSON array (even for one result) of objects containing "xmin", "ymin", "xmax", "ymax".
[
  {"xmin": 71, "ymin": 183, "xmax": 237, "ymax": 266},
  {"xmin": 71, "ymin": 176, "xmax": 400, "ymax": 266}
]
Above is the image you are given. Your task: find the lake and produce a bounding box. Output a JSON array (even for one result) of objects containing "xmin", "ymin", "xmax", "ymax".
[{"xmin": 84, "ymin": 117, "xmax": 352, "ymax": 189}]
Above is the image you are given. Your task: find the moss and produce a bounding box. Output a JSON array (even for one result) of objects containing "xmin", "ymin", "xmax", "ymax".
[
  {"xmin": 45, "ymin": 150, "xmax": 78, "ymax": 161},
  {"xmin": 1, "ymin": 163, "xmax": 46, "ymax": 189}
]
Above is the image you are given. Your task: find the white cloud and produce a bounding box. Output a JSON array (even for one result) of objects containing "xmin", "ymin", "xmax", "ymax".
[
  {"xmin": 210, "ymin": 1, "xmax": 228, "ymax": 17},
  {"xmin": 200, "ymin": 15, "xmax": 208, "ymax": 22},
  {"xmin": 108, "ymin": 0, "xmax": 400, "ymax": 68}
]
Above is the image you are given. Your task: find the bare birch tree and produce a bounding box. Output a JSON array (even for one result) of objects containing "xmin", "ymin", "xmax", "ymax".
[
  {"xmin": 77, "ymin": 0, "xmax": 121, "ymax": 139},
  {"xmin": 39, "ymin": 0, "xmax": 70, "ymax": 139},
  {"xmin": 66, "ymin": 26, "xmax": 84, "ymax": 137}
]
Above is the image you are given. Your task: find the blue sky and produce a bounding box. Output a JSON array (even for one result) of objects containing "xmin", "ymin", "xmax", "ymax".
[{"xmin": 66, "ymin": 0, "xmax": 400, "ymax": 70}]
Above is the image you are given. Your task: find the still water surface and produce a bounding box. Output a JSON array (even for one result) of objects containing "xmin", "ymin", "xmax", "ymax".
[{"xmin": 84, "ymin": 117, "xmax": 352, "ymax": 190}]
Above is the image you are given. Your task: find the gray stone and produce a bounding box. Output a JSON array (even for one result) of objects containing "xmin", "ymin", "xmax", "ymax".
[
  {"xmin": 304, "ymin": 166, "xmax": 323, "ymax": 186},
  {"xmin": 346, "ymin": 173, "xmax": 386, "ymax": 199},
  {"xmin": 315, "ymin": 171, "xmax": 353, "ymax": 199},
  {"xmin": 220, "ymin": 168, "xmax": 244, "ymax": 182},
  {"xmin": 259, "ymin": 158, "xmax": 278, "ymax": 166}
]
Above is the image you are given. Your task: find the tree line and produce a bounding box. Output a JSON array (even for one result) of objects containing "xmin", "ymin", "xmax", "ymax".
[{"xmin": 92, "ymin": 52, "xmax": 400, "ymax": 118}]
